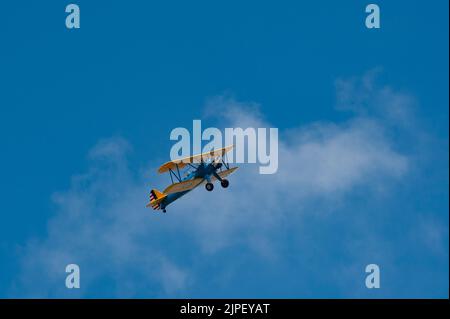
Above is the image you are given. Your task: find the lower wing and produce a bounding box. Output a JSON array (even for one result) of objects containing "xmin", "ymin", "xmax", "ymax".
[
  {"xmin": 163, "ymin": 177, "xmax": 204, "ymax": 194},
  {"xmin": 210, "ymin": 167, "xmax": 239, "ymax": 182}
]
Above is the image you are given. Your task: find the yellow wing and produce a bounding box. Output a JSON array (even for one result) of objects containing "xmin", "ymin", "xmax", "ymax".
[
  {"xmin": 209, "ymin": 167, "xmax": 239, "ymax": 182},
  {"xmin": 163, "ymin": 178, "xmax": 204, "ymax": 194},
  {"xmin": 158, "ymin": 145, "xmax": 234, "ymax": 174}
]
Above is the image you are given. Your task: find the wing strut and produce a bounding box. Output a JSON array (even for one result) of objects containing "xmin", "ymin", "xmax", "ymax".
[
  {"xmin": 176, "ymin": 164, "xmax": 181, "ymax": 180},
  {"xmin": 169, "ymin": 167, "xmax": 182, "ymax": 183},
  {"xmin": 222, "ymin": 152, "xmax": 230, "ymax": 170}
]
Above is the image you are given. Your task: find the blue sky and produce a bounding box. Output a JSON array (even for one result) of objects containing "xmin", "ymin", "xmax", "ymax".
[{"xmin": 0, "ymin": 1, "xmax": 448, "ymax": 298}]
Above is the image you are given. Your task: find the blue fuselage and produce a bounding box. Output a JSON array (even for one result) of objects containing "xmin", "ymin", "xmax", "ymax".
[{"xmin": 160, "ymin": 162, "xmax": 220, "ymax": 210}]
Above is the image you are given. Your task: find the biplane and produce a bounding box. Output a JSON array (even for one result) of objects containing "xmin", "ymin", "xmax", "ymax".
[{"xmin": 146, "ymin": 145, "xmax": 238, "ymax": 213}]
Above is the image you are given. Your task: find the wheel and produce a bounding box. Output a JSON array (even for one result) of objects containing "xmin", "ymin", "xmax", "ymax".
[
  {"xmin": 162, "ymin": 209, "xmax": 167, "ymax": 213},
  {"xmin": 205, "ymin": 182, "xmax": 214, "ymax": 191},
  {"xmin": 220, "ymin": 179, "xmax": 229, "ymax": 188}
]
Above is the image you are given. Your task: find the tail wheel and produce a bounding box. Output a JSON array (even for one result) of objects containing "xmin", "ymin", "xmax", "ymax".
[
  {"xmin": 221, "ymin": 179, "xmax": 229, "ymax": 188},
  {"xmin": 205, "ymin": 182, "xmax": 214, "ymax": 191}
]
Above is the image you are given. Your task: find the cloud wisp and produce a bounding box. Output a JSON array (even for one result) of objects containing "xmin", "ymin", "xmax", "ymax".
[{"xmin": 13, "ymin": 70, "xmax": 442, "ymax": 298}]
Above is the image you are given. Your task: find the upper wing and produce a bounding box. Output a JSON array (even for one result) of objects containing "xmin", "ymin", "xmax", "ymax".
[
  {"xmin": 158, "ymin": 145, "xmax": 234, "ymax": 174},
  {"xmin": 163, "ymin": 177, "xmax": 204, "ymax": 194}
]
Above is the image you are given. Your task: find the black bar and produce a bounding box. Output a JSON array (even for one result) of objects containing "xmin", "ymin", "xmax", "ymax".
[{"xmin": 0, "ymin": 299, "xmax": 448, "ymax": 317}]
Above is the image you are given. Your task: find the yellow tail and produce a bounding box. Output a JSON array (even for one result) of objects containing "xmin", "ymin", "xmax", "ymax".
[{"xmin": 146, "ymin": 189, "xmax": 167, "ymax": 210}]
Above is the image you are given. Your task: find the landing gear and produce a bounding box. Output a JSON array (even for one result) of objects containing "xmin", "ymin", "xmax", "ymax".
[
  {"xmin": 220, "ymin": 179, "xmax": 229, "ymax": 188},
  {"xmin": 205, "ymin": 182, "xmax": 214, "ymax": 191},
  {"xmin": 162, "ymin": 209, "xmax": 167, "ymax": 213}
]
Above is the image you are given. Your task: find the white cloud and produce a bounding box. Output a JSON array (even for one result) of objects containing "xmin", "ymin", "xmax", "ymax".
[
  {"xmin": 335, "ymin": 68, "xmax": 417, "ymax": 128},
  {"xmin": 12, "ymin": 137, "xmax": 188, "ymax": 297},
  {"xmin": 173, "ymin": 92, "xmax": 409, "ymax": 254},
  {"xmin": 13, "ymin": 71, "xmax": 418, "ymax": 297}
]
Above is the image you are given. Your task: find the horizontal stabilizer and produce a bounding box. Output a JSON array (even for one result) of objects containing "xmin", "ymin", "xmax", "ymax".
[{"xmin": 146, "ymin": 189, "xmax": 167, "ymax": 210}]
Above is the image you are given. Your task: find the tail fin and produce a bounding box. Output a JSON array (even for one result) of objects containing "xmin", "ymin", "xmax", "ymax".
[{"xmin": 146, "ymin": 189, "xmax": 167, "ymax": 210}]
